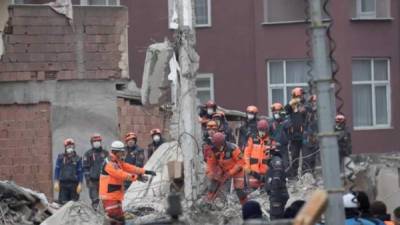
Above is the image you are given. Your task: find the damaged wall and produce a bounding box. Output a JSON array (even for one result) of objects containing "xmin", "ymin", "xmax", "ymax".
[
  {"xmin": 0, "ymin": 103, "xmax": 52, "ymax": 198},
  {"xmin": 0, "ymin": 5, "xmax": 129, "ymax": 201}
]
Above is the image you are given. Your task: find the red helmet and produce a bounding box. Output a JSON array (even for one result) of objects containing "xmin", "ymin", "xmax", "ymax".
[
  {"xmin": 246, "ymin": 105, "xmax": 258, "ymax": 114},
  {"xmin": 64, "ymin": 138, "xmax": 75, "ymax": 147},
  {"xmin": 335, "ymin": 114, "xmax": 346, "ymax": 124},
  {"xmin": 206, "ymin": 100, "xmax": 217, "ymax": 108},
  {"xmin": 211, "ymin": 132, "xmax": 225, "ymax": 148},
  {"xmin": 125, "ymin": 132, "xmax": 137, "ymax": 142},
  {"xmin": 90, "ymin": 133, "xmax": 102, "ymax": 143},
  {"xmin": 292, "ymin": 87, "xmax": 304, "ymax": 98},
  {"xmin": 206, "ymin": 121, "xmax": 218, "ymax": 130},
  {"xmin": 257, "ymin": 119, "xmax": 269, "ymax": 131},
  {"xmin": 150, "ymin": 128, "xmax": 162, "ymax": 136},
  {"xmin": 271, "ymin": 103, "xmax": 283, "ymax": 112}
]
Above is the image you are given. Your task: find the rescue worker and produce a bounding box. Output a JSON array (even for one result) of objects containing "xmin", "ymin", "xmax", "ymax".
[
  {"xmin": 370, "ymin": 201, "xmax": 392, "ymax": 224},
  {"xmin": 284, "ymin": 87, "xmax": 311, "ymax": 178},
  {"xmin": 124, "ymin": 132, "xmax": 145, "ymax": 190},
  {"xmin": 335, "ymin": 114, "xmax": 352, "ymax": 171},
  {"xmin": 83, "ymin": 134, "xmax": 109, "ymax": 209},
  {"xmin": 54, "ymin": 138, "xmax": 83, "ymax": 205},
  {"xmin": 99, "ymin": 140, "xmax": 156, "ymax": 225},
  {"xmin": 238, "ymin": 105, "xmax": 259, "ymax": 150},
  {"xmin": 343, "ymin": 193, "xmax": 376, "ymax": 225},
  {"xmin": 303, "ymin": 95, "xmax": 319, "ymax": 173},
  {"xmin": 205, "ymin": 132, "xmax": 247, "ymax": 205},
  {"xmin": 212, "ymin": 112, "xmax": 235, "ymax": 143},
  {"xmin": 265, "ymin": 156, "xmax": 289, "ymax": 220},
  {"xmin": 147, "ymin": 128, "xmax": 164, "ymax": 161},
  {"xmin": 244, "ymin": 119, "xmax": 276, "ymax": 189},
  {"xmin": 269, "ymin": 102, "xmax": 290, "ymax": 168},
  {"xmin": 202, "ymin": 120, "xmax": 218, "ymax": 161},
  {"xmin": 198, "ymin": 100, "xmax": 218, "ymax": 130}
]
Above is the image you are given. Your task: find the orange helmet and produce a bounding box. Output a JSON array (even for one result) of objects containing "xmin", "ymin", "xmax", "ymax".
[
  {"xmin": 257, "ymin": 119, "xmax": 269, "ymax": 131},
  {"xmin": 206, "ymin": 120, "xmax": 218, "ymax": 130},
  {"xmin": 246, "ymin": 105, "xmax": 258, "ymax": 114},
  {"xmin": 335, "ymin": 114, "xmax": 346, "ymax": 124},
  {"xmin": 90, "ymin": 133, "xmax": 102, "ymax": 143},
  {"xmin": 206, "ymin": 100, "xmax": 217, "ymax": 108},
  {"xmin": 292, "ymin": 87, "xmax": 304, "ymax": 98},
  {"xmin": 64, "ymin": 138, "xmax": 75, "ymax": 147},
  {"xmin": 125, "ymin": 132, "xmax": 137, "ymax": 142},
  {"xmin": 150, "ymin": 128, "xmax": 162, "ymax": 136},
  {"xmin": 271, "ymin": 103, "xmax": 283, "ymax": 112}
]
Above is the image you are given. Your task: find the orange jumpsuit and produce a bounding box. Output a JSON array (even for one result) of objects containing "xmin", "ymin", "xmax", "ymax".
[
  {"xmin": 99, "ymin": 153, "xmax": 144, "ymax": 224},
  {"xmin": 244, "ymin": 135, "xmax": 275, "ymax": 188},
  {"xmin": 206, "ymin": 142, "xmax": 247, "ymax": 204}
]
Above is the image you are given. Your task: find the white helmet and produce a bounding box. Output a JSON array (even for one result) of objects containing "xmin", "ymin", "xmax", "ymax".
[
  {"xmin": 343, "ymin": 193, "xmax": 358, "ymax": 209},
  {"xmin": 110, "ymin": 141, "xmax": 125, "ymax": 152}
]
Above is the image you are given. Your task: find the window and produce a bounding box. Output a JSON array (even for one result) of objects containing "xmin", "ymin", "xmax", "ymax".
[
  {"xmin": 351, "ymin": 0, "xmax": 391, "ymax": 19},
  {"xmin": 352, "ymin": 59, "xmax": 390, "ymax": 128},
  {"xmin": 263, "ymin": 0, "xmax": 329, "ymax": 24},
  {"xmin": 168, "ymin": 0, "xmax": 212, "ymax": 28},
  {"xmin": 196, "ymin": 74, "xmax": 214, "ymax": 104},
  {"xmin": 9, "ymin": 0, "xmax": 25, "ymax": 4},
  {"xmin": 79, "ymin": 0, "xmax": 120, "ymax": 5},
  {"xmin": 267, "ymin": 60, "xmax": 310, "ymax": 107}
]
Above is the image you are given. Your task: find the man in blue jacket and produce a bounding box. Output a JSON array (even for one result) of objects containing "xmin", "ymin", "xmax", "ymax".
[{"xmin": 54, "ymin": 138, "xmax": 83, "ymax": 205}]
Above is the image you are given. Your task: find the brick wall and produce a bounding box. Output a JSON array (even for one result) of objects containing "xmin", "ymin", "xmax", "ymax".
[
  {"xmin": 0, "ymin": 102, "xmax": 52, "ymax": 198},
  {"xmin": 117, "ymin": 97, "xmax": 171, "ymax": 148},
  {"xmin": 0, "ymin": 5, "xmax": 128, "ymax": 81}
]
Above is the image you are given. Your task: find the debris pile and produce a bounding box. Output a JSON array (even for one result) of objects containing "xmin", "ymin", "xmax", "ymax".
[
  {"xmin": 41, "ymin": 201, "xmax": 105, "ymax": 225},
  {"xmin": 0, "ymin": 181, "xmax": 51, "ymax": 225}
]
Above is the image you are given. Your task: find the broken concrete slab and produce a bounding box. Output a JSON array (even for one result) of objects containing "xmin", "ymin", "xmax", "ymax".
[
  {"xmin": 140, "ymin": 41, "xmax": 174, "ymax": 106},
  {"xmin": 41, "ymin": 201, "xmax": 105, "ymax": 225},
  {"xmin": 0, "ymin": 180, "xmax": 52, "ymax": 225}
]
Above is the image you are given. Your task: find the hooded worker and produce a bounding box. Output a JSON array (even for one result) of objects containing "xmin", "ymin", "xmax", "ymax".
[
  {"xmin": 54, "ymin": 138, "xmax": 83, "ymax": 205},
  {"xmin": 99, "ymin": 140, "xmax": 156, "ymax": 225},
  {"xmin": 205, "ymin": 132, "xmax": 247, "ymax": 205},
  {"xmin": 83, "ymin": 133, "xmax": 109, "ymax": 209},
  {"xmin": 147, "ymin": 128, "xmax": 164, "ymax": 161},
  {"xmin": 244, "ymin": 119, "xmax": 276, "ymax": 189}
]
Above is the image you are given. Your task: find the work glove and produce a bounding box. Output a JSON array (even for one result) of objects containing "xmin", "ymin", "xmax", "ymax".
[
  {"xmin": 138, "ymin": 175, "xmax": 149, "ymax": 182},
  {"xmin": 144, "ymin": 170, "xmax": 156, "ymax": 176},
  {"xmin": 76, "ymin": 183, "xmax": 82, "ymax": 194},
  {"xmin": 54, "ymin": 181, "xmax": 60, "ymax": 192}
]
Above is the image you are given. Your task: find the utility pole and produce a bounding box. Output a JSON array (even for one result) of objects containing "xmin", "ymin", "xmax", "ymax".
[
  {"xmin": 172, "ymin": 0, "xmax": 201, "ymax": 207},
  {"xmin": 308, "ymin": 0, "xmax": 345, "ymax": 224}
]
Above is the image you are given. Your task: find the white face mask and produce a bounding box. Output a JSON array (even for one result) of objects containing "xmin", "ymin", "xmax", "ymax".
[
  {"xmin": 258, "ymin": 131, "xmax": 266, "ymax": 137},
  {"xmin": 66, "ymin": 148, "xmax": 74, "ymax": 154},
  {"xmin": 92, "ymin": 141, "xmax": 101, "ymax": 149},
  {"xmin": 273, "ymin": 113, "xmax": 281, "ymax": 120},
  {"xmin": 207, "ymin": 108, "xmax": 214, "ymax": 115},
  {"xmin": 247, "ymin": 113, "xmax": 255, "ymax": 120},
  {"xmin": 153, "ymin": 135, "xmax": 161, "ymax": 143}
]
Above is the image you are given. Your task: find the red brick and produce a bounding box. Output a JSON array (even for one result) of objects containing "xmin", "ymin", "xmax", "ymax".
[
  {"xmin": 11, "ymin": 16, "xmax": 68, "ymax": 26},
  {"xmin": 85, "ymin": 25, "xmax": 120, "ymax": 35},
  {"xmin": 83, "ymin": 17, "xmax": 116, "ymax": 26},
  {"xmin": 13, "ymin": 26, "xmax": 72, "ymax": 35},
  {"xmin": 12, "ymin": 7, "xmax": 56, "ymax": 17}
]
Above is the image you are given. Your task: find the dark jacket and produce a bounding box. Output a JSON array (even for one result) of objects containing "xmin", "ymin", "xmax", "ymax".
[
  {"xmin": 238, "ymin": 119, "xmax": 258, "ymax": 149},
  {"xmin": 269, "ymin": 119, "xmax": 290, "ymax": 147},
  {"xmin": 55, "ymin": 153, "xmax": 83, "ymax": 183},
  {"xmin": 83, "ymin": 147, "xmax": 109, "ymax": 181},
  {"xmin": 125, "ymin": 145, "xmax": 146, "ymax": 168},
  {"xmin": 147, "ymin": 139, "xmax": 164, "ymax": 160},
  {"xmin": 336, "ymin": 127, "xmax": 352, "ymax": 157}
]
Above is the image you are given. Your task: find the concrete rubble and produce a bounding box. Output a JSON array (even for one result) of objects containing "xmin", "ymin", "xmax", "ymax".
[{"xmin": 0, "ymin": 181, "xmax": 52, "ymax": 225}]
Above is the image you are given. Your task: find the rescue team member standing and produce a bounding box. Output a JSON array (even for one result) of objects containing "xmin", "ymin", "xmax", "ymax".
[
  {"xmin": 202, "ymin": 120, "xmax": 218, "ymax": 161},
  {"xmin": 99, "ymin": 141, "xmax": 156, "ymax": 225},
  {"xmin": 205, "ymin": 132, "xmax": 247, "ymax": 205},
  {"xmin": 269, "ymin": 102, "xmax": 290, "ymax": 168},
  {"xmin": 83, "ymin": 133, "xmax": 108, "ymax": 209},
  {"xmin": 238, "ymin": 105, "xmax": 259, "ymax": 150},
  {"xmin": 54, "ymin": 138, "xmax": 83, "ymax": 205},
  {"xmin": 147, "ymin": 128, "xmax": 164, "ymax": 161},
  {"xmin": 244, "ymin": 119, "xmax": 276, "ymax": 189},
  {"xmin": 124, "ymin": 131, "xmax": 146, "ymax": 190}
]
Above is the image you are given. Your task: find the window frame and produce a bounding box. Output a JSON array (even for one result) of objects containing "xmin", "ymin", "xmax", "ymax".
[
  {"xmin": 267, "ymin": 59, "xmax": 309, "ymax": 114},
  {"xmin": 196, "ymin": 73, "xmax": 215, "ymax": 103},
  {"xmin": 79, "ymin": 0, "xmax": 120, "ymax": 6},
  {"xmin": 356, "ymin": 0, "xmax": 377, "ymax": 19},
  {"xmin": 352, "ymin": 58, "xmax": 391, "ymax": 130},
  {"xmin": 168, "ymin": 0, "xmax": 212, "ymax": 28}
]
